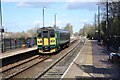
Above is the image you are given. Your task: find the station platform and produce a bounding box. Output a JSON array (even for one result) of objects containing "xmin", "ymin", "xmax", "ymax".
[
  {"xmin": 0, "ymin": 38, "xmax": 76, "ymax": 60},
  {"xmin": 0, "ymin": 46, "xmax": 37, "ymax": 59},
  {"xmin": 62, "ymin": 39, "xmax": 119, "ymax": 79}
]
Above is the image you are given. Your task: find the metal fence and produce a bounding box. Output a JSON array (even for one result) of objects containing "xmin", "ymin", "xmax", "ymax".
[
  {"xmin": 110, "ymin": 36, "xmax": 120, "ymax": 50},
  {"xmin": 0, "ymin": 37, "xmax": 37, "ymax": 52}
]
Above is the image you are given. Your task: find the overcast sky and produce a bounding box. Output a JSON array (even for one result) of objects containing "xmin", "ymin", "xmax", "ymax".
[{"xmin": 2, "ymin": 0, "xmax": 99, "ymax": 33}]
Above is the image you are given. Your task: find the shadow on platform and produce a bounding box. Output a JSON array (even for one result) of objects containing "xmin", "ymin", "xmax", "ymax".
[
  {"xmin": 73, "ymin": 62, "xmax": 118, "ymax": 79},
  {"xmin": 75, "ymin": 76, "xmax": 117, "ymax": 80}
]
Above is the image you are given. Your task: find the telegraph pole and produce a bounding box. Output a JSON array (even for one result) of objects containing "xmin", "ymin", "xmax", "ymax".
[
  {"xmin": 106, "ymin": 1, "xmax": 109, "ymax": 37},
  {"xmin": 106, "ymin": 0, "xmax": 110, "ymax": 50},
  {"xmin": 106, "ymin": 1, "xmax": 109, "ymax": 36},
  {"xmin": 0, "ymin": 0, "xmax": 4, "ymax": 53}
]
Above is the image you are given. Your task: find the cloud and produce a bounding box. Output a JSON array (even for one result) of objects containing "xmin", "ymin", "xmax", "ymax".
[
  {"xmin": 3, "ymin": 0, "xmax": 58, "ymax": 2},
  {"xmin": 56, "ymin": 20, "xmax": 73, "ymax": 28},
  {"xmin": 16, "ymin": 2, "xmax": 31, "ymax": 7},
  {"xmin": 32, "ymin": 20, "xmax": 57, "ymax": 27},
  {"xmin": 32, "ymin": 20, "xmax": 43, "ymax": 28},
  {"xmin": 32, "ymin": 20, "xmax": 71, "ymax": 29},
  {"xmin": 3, "ymin": 0, "xmax": 119, "ymax": 2},
  {"xmin": 79, "ymin": 19, "xmax": 94, "ymax": 25},
  {"xmin": 33, "ymin": 20, "xmax": 42, "ymax": 25},
  {"xmin": 66, "ymin": 0, "xmax": 99, "ymax": 2},
  {"xmin": 66, "ymin": 2, "xmax": 97, "ymax": 11},
  {"xmin": 16, "ymin": 2, "xmax": 55, "ymax": 8},
  {"xmin": 80, "ymin": 19, "xmax": 91, "ymax": 23}
]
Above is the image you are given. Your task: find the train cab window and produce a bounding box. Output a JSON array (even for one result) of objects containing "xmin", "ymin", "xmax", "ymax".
[
  {"xmin": 50, "ymin": 31, "xmax": 55, "ymax": 37},
  {"xmin": 38, "ymin": 32, "xmax": 42, "ymax": 38},
  {"xmin": 43, "ymin": 31, "xmax": 48, "ymax": 38}
]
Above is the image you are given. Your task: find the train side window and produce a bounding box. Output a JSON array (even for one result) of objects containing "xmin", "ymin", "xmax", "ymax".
[{"xmin": 50, "ymin": 31, "xmax": 55, "ymax": 37}]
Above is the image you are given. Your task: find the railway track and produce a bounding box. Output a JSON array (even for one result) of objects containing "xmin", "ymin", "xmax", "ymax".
[
  {"xmin": 36, "ymin": 38, "xmax": 85, "ymax": 79},
  {"xmin": 9, "ymin": 38, "xmax": 81, "ymax": 79},
  {"xmin": 1, "ymin": 38, "xmax": 77, "ymax": 79},
  {"xmin": 1, "ymin": 55, "xmax": 50, "ymax": 79}
]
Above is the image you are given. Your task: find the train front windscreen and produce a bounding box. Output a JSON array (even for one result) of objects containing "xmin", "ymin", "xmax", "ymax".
[{"xmin": 43, "ymin": 31, "xmax": 48, "ymax": 38}]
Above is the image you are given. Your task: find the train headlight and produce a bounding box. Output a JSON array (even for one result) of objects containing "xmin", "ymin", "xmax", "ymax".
[
  {"xmin": 51, "ymin": 40, "xmax": 55, "ymax": 43},
  {"xmin": 38, "ymin": 40, "xmax": 42, "ymax": 43}
]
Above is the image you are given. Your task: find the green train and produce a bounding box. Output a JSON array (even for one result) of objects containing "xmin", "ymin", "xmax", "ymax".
[{"xmin": 37, "ymin": 27, "xmax": 70, "ymax": 54}]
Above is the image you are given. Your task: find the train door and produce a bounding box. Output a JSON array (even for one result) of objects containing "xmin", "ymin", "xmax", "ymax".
[{"xmin": 42, "ymin": 30, "xmax": 50, "ymax": 51}]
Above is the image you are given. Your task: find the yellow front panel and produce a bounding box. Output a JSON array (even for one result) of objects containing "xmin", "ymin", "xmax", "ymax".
[
  {"xmin": 50, "ymin": 49, "xmax": 56, "ymax": 53},
  {"xmin": 37, "ymin": 38, "xmax": 42, "ymax": 45},
  {"xmin": 50, "ymin": 38, "xmax": 56, "ymax": 45},
  {"xmin": 44, "ymin": 38, "xmax": 48, "ymax": 45}
]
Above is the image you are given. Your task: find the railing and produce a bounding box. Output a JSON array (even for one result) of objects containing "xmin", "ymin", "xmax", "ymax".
[{"xmin": 0, "ymin": 37, "xmax": 37, "ymax": 52}]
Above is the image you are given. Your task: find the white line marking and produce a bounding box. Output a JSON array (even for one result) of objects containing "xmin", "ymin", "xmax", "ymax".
[{"xmin": 60, "ymin": 39, "xmax": 86, "ymax": 79}]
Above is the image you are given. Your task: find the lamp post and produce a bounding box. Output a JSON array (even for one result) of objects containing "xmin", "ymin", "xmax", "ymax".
[{"xmin": 0, "ymin": 0, "xmax": 4, "ymax": 53}]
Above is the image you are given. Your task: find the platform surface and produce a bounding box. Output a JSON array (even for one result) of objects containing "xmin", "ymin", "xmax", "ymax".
[
  {"xmin": 0, "ymin": 38, "xmax": 76, "ymax": 60},
  {"xmin": 62, "ymin": 39, "xmax": 119, "ymax": 79},
  {"xmin": 0, "ymin": 46, "xmax": 37, "ymax": 59}
]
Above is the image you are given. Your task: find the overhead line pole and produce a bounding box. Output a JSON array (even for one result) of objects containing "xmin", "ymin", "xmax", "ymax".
[
  {"xmin": 94, "ymin": 14, "xmax": 97, "ymax": 39},
  {"xmin": 43, "ymin": 7, "xmax": 45, "ymax": 27},
  {"xmin": 54, "ymin": 13, "xmax": 56, "ymax": 28},
  {"xmin": 83, "ymin": 25, "xmax": 85, "ymax": 36},
  {"xmin": 95, "ymin": 14, "xmax": 97, "ymax": 28}
]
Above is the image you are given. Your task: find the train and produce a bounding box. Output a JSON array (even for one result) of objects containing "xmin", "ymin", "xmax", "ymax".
[{"xmin": 37, "ymin": 27, "xmax": 70, "ymax": 54}]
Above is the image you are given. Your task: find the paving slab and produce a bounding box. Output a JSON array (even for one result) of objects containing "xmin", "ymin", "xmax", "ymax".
[
  {"xmin": 0, "ymin": 46, "xmax": 37, "ymax": 59},
  {"xmin": 63, "ymin": 39, "xmax": 119, "ymax": 79}
]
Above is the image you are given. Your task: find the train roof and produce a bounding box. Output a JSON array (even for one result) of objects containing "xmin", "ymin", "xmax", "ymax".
[
  {"xmin": 37, "ymin": 27, "xmax": 54, "ymax": 31},
  {"xmin": 55, "ymin": 29, "xmax": 70, "ymax": 33},
  {"xmin": 37, "ymin": 27, "xmax": 70, "ymax": 33}
]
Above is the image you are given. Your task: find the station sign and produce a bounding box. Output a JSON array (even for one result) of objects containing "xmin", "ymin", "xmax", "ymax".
[{"xmin": 0, "ymin": 29, "xmax": 4, "ymax": 32}]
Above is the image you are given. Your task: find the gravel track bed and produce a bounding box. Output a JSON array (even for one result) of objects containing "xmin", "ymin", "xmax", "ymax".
[
  {"xmin": 39, "ymin": 39, "xmax": 84, "ymax": 79},
  {"xmin": 9, "ymin": 38, "xmax": 79, "ymax": 79},
  {"xmin": 1, "ymin": 55, "xmax": 50, "ymax": 79},
  {"xmin": 1, "ymin": 55, "xmax": 39, "ymax": 73}
]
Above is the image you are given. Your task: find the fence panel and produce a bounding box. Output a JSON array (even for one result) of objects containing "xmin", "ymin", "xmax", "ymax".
[
  {"xmin": 11, "ymin": 39, "xmax": 16, "ymax": 49},
  {"xmin": 4, "ymin": 38, "xmax": 11, "ymax": 50},
  {"xmin": 20, "ymin": 38, "xmax": 25, "ymax": 46},
  {"xmin": 16, "ymin": 38, "xmax": 21, "ymax": 48},
  {"xmin": 33, "ymin": 37, "xmax": 37, "ymax": 45},
  {"xmin": 2, "ymin": 37, "xmax": 37, "ymax": 52}
]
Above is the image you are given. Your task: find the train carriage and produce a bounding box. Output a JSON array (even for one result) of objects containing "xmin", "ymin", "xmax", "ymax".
[{"xmin": 37, "ymin": 27, "xmax": 70, "ymax": 54}]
